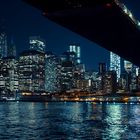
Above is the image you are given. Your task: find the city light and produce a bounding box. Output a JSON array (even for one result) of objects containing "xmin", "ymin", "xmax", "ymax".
[
  {"xmin": 138, "ymin": 21, "xmax": 140, "ymax": 26},
  {"xmin": 118, "ymin": 2, "xmax": 140, "ymax": 28}
]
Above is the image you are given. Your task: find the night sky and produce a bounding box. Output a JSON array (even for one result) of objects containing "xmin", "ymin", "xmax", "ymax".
[{"xmin": 0, "ymin": 0, "xmax": 140, "ymax": 70}]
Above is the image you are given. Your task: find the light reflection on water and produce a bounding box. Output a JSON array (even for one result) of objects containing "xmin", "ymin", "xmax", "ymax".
[
  {"xmin": 103, "ymin": 105, "xmax": 127, "ymax": 140},
  {"xmin": 0, "ymin": 102, "xmax": 140, "ymax": 139}
]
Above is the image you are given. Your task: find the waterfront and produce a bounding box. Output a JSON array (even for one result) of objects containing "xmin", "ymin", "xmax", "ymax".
[{"xmin": 0, "ymin": 102, "xmax": 140, "ymax": 139}]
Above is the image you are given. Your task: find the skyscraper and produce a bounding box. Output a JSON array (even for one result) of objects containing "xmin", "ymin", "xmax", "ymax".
[
  {"xmin": 103, "ymin": 71, "xmax": 117, "ymax": 94},
  {"xmin": 0, "ymin": 57, "xmax": 18, "ymax": 95},
  {"xmin": 18, "ymin": 50, "xmax": 45, "ymax": 94},
  {"xmin": 29, "ymin": 36, "xmax": 46, "ymax": 53},
  {"xmin": 60, "ymin": 52, "xmax": 76, "ymax": 91},
  {"xmin": 130, "ymin": 65, "xmax": 137, "ymax": 91},
  {"xmin": 0, "ymin": 20, "xmax": 7, "ymax": 58},
  {"xmin": 110, "ymin": 52, "xmax": 121, "ymax": 81},
  {"xmin": 69, "ymin": 44, "xmax": 81, "ymax": 64},
  {"xmin": 98, "ymin": 63, "xmax": 107, "ymax": 90},
  {"xmin": 7, "ymin": 38, "xmax": 16, "ymax": 57},
  {"xmin": 120, "ymin": 71, "xmax": 131, "ymax": 91},
  {"xmin": 123, "ymin": 60, "xmax": 139, "ymax": 91},
  {"xmin": 98, "ymin": 63, "xmax": 106, "ymax": 75},
  {"xmin": 45, "ymin": 52, "xmax": 61, "ymax": 93}
]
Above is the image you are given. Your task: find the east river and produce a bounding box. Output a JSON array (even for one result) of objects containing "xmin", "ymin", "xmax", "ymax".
[{"xmin": 0, "ymin": 102, "xmax": 140, "ymax": 139}]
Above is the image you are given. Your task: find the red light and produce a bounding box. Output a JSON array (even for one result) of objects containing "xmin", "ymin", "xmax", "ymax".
[
  {"xmin": 106, "ymin": 3, "xmax": 112, "ymax": 8},
  {"xmin": 43, "ymin": 12, "xmax": 48, "ymax": 16}
]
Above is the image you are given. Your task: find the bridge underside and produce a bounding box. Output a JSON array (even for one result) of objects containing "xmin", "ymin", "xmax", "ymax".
[{"xmin": 23, "ymin": 0, "xmax": 140, "ymax": 66}]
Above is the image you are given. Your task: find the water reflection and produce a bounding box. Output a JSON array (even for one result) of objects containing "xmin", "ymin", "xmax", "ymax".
[
  {"xmin": 0, "ymin": 102, "xmax": 140, "ymax": 139},
  {"xmin": 103, "ymin": 105, "xmax": 127, "ymax": 140}
]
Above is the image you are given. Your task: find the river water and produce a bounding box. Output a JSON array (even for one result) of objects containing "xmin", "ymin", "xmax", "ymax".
[{"xmin": 0, "ymin": 102, "xmax": 140, "ymax": 139}]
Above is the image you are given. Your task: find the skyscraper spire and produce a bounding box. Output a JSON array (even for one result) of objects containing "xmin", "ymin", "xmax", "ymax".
[{"xmin": 7, "ymin": 36, "xmax": 16, "ymax": 57}]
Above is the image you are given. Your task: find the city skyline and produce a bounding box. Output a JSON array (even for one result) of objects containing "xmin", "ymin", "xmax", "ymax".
[
  {"xmin": 0, "ymin": 35, "xmax": 139, "ymax": 95},
  {"xmin": 0, "ymin": 0, "xmax": 140, "ymax": 96}
]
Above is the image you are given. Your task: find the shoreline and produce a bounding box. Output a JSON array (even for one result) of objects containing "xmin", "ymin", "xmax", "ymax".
[
  {"xmin": 0, "ymin": 99, "xmax": 140, "ymax": 104},
  {"xmin": 1, "ymin": 92, "xmax": 140, "ymax": 103}
]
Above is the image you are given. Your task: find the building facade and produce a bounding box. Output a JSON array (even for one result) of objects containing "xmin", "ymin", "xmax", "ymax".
[
  {"xmin": 98, "ymin": 63, "xmax": 107, "ymax": 90},
  {"xmin": 98, "ymin": 63, "xmax": 106, "ymax": 75},
  {"xmin": 110, "ymin": 52, "xmax": 121, "ymax": 81},
  {"xmin": 69, "ymin": 44, "xmax": 81, "ymax": 64},
  {"xmin": 103, "ymin": 71, "xmax": 117, "ymax": 94},
  {"xmin": 7, "ymin": 38, "xmax": 16, "ymax": 57},
  {"xmin": 0, "ymin": 30, "xmax": 7, "ymax": 58},
  {"xmin": 0, "ymin": 57, "xmax": 18, "ymax": 96},
  {"xmin": 45, "ymin": 52, "xmax": 61, "ymax": 93},
  {"xmin": 60, "ymin": 51, "xmax": 77, "ymax": 91},
  {"xmin": 18, "ymin": 50, "xmax": 45, "ymax": 95}
]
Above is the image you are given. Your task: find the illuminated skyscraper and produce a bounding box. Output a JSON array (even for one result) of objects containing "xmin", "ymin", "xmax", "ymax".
[
  {"xmin": 98, "ymin": 63, "xmax": 106, "ymax": 75},
  {"xmin": 110, "ymin": 52, "xmax": 121, "ymax": 81},
  {"xmin": 7, "ymin": 38, "xmax": 16, "ymax": 57},
  {"xmin": 60, "ymin": 52, "xmax": 76, "ymax": 91},
  {"xmin": 0, "ymin": 20, "xmax": 7, "ymax": 58},
  {"xmin": 123, "ymin": 60, "xmax": 139, "ymax": 91},
  {"xmin": 103, "ymin": 71, "xmax": 117, "ymax": 94},
  {"xmin": 0, "ymin": 57, "xmax": 18, "ymax": 95},
  {"xmin": 130, "ymin": 65, "xmax": 137, "ymax": 91},
  {"xmin": 45, "ymin": 52, "xmax": 61, "ymax": 93},
  {"xmin": 69, "ymin": 44, "xmax": 81, "ymax": 64},
  {"xmin": 18, "ymin": 50, "xmax": 45, "ymax": 94},
  {"xmin": 120, "ymin": 72, "xmax": 130, "ymax": 91},
  {"xmin": 29, "ymin": 36, "xmax": 46, "ymax": 53},
  {"xmin": 98, "ymin": 63, "xmax": 107, "ymax": 90}
]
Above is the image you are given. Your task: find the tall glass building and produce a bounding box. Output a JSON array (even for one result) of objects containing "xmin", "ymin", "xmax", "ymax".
[
  {"xmin": 0, "ymin": 21, "xmax": 7, "ymax": 58},
  {"xmin": 7, "ymin": 38, "xmax": 16, "ymax": 57},
  {"xmin": 69, "ymin": 44, "xmax": 81, "ymax": 64},
  {"xmin": 45, "ymin": 52, "xmax": 61, "ymax": 93},
  {"xmin": 60, "ymin": 52, "xmax": 76, "ymax": 91},
  {"xmin": 110, "ymin": 52, "xmax": 121, "ymax": 81}
]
